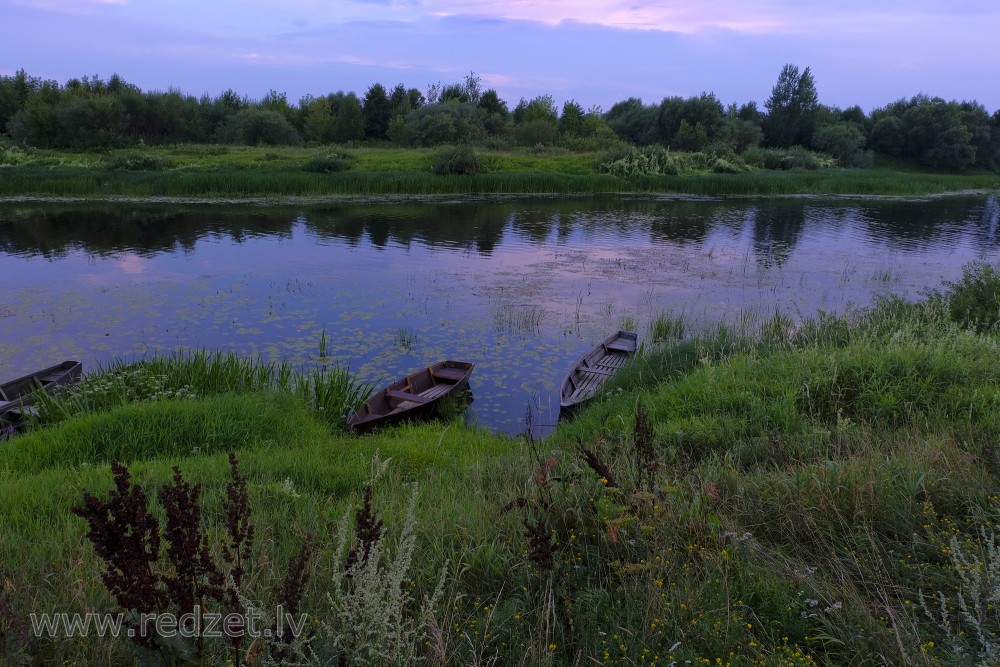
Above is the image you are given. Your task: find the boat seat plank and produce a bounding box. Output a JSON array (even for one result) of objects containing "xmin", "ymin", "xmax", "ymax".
[
  {"xmin": 579, "ymin": 367, "xmax": 614, "ymax": 376},
  {"xmin": 420, "ymin": 384, "xmax": 454, "ymax": 400},
  {"xmin": 606, "ymin": 341, "xmax": 637, "ymax": 353},
  {"xmin": 386, "ymin": 389, "xmax": 430, "ymax": 404},
  {"xmin": 432, "ymin": 367, "xmax": 467, "ymax": 382}
]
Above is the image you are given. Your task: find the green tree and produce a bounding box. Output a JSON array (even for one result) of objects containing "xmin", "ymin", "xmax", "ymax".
[
  {"xmin": 334, "ymin": 92, "xmax": 365, "ymax": 143},
  {"xmin": 363, "ymin": 83, "xmax": 392, "ymax": 140},
  {"xmin": 477, "ymin": 89, "xmax": 509, "ymax": 136},
  {"xmin": 477, "ymin": 89, "xmax": 508, "ymax": 117},
  {"xmin": 764, "ymin": 64, "xmax": 820, "ymax": 148},
  {"xmin": 388, "ymin": 84, "xmax": 412, "ymax": 119},
  {"xmin": 812, "ymin": 121, "xmax": 867, "ymax": 166},
  {"xmin": 304, "ymin": 97, "xmax": 335, "ymax": 143},
  {"xmin": 261, "ymin": 89, "xmax": 296, "ymax": 124},
  {"xmin": 604, "ymin": 97, "xmax": 658, "ymax": 145},
  {"xmin": 222, "ymin": 108, "xmax": 301, "ymax": 145},
  {"xmin": 402, "ymin": 102, "xmax": 485, "ymax": 146},
  {"xmin": 559, "ymin": 100, "xmax": 585, "ymax": 138}
]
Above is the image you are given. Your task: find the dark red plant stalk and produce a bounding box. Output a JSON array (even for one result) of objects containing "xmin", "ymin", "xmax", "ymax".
[
  {"xmin": 220, "ymin": 452, "xmax": 255, "ymax": 662},
  {"xmin": 221, "ymin": 452, "xmax": 254, "ymax": 604},
  {"xmin": 71, "ymin": 460, "xmax": 167, "ymax": 645},
  {"xmin": 346, "ymin": 486, "xmax": 383, "ymax": 573},
  {"xmin": 160, "ymin": 467, "xmax": 224, "ymax": 615},
  {"xmin": 523, "ymin": 515, "xmax": 556, "ymax": 572},
  {"xmin": 578, "ymin": 442, "xmax": 618, "ymax": 489},
  {"xmin": 274, "ymin": 540, "xmax": 312, "ymax": 645},
  {"xmin": 634, "ymin": 401, "xmax": 659, "ymax": 491}
]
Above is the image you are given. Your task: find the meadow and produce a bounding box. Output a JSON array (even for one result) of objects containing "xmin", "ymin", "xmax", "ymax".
[
  {"xmin": 2, "ymin": 263, "xmax": 1000, "ymax": 665},
  {"xmin": 1, "ymin": 144, "xmax": 998, "ymax": 199}
]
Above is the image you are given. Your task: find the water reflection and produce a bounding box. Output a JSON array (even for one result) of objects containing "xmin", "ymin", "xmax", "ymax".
[
  {"xmin": 1, "ymin": 195, "xmax": 998, "ymax": 436},
  {"xmin": 1, "ymin": 196, "xmax": 998, "ymax": 260}
]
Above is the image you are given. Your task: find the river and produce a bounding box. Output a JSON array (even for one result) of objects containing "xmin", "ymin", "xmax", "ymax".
[{"xmin": 2, "ymin": 194, "xmax": 997, "ymax": 435}]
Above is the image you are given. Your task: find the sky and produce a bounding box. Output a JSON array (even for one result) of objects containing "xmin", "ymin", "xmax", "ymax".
[{"xmin": 2, "ymin": 0, "xmax": 998, "ymax": 113}]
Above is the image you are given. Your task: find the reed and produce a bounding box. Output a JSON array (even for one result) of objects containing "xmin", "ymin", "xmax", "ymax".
[{"xmin": 491, "ymin": 303, "xmax": 544, "ymax": 334}]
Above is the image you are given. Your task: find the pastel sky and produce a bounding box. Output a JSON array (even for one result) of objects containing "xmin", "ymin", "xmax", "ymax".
[{"xmin": 2, "ymin": 0, "xmax": 998, "ymax": 113}]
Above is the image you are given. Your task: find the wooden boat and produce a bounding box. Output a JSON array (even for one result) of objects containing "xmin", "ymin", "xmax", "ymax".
[
  {"xmin": 560, "ymin": 331, "xmax": 638, "ymax": 411},
  {"xmin": 347, "ymin": 360, "xmax": 474, "ymax": 433},
  {"xmin": 1, "ymin": 360, "xmax": 83, "ymax": 433}
]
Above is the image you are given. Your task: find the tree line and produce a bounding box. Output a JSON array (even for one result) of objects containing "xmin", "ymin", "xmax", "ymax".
[{"xmin": 1, "ymin": 66, "xmax": 999, "ymax": 171}]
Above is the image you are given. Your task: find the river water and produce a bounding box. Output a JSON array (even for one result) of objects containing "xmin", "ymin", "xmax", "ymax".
[{"xmin": 1, "ymin": 194, "xmax": 998, "ymax": 435}]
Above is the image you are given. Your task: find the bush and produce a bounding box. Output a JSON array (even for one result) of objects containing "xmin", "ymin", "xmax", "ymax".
[
  {"xmin": 512, "ymin": 119, "xmax": 558, "ymax": 147},
  {"xmin": 711, "ymin": 156, "xmax": 750, "ymax": 174},
  {"xmin": 742, "ymin": 146, "xmax": 835, "ymax": 171},
  {"xmin": 0, "ymin": 143, "xmax": 31, "ymax": 166},
  {"xmin": 102, "ymin": 152, "xmax": 175, "ymax": 171},
  {"xmin": 595, "ymin": 145, "xmax": 679, "ymax": 177},
  {"xmin": 221, "ymin": 108, "xmax": 301, "ymax": 146},
  {"xmin": 932, "ymin": 261, "xmax": 1000, "ymax": 332},
  {"xmin": 303, "ymin": 153, "xmax": 354, "ymax": 174},
  {"xmin": 432, "ymin": 146, "xmax": 488, "ymax": 175},
  {"xmin": 403, "ymin": 102, "xmax": 485, "ymax": 147}
]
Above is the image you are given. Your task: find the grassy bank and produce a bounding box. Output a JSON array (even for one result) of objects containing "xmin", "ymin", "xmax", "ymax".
[
  {"xmin": 2, "ymin": 266, "xmax": 1000, "ymax": 665},
  {"xmin": 1, "ymin": 145, "xmax": 997, "ymax": 199}
]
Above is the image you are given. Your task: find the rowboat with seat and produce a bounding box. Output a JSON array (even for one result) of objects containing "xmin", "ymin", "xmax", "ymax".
[
  {"xmin": 347, "ymin": 360, "xmax": 474, "ymax": 433},
  {"xmin": 560, "ymin": 331, "xmax": 637, "ymax": 411}
]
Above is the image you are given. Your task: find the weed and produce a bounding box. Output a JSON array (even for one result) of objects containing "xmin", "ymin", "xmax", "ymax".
[{"xmin": 492, "ymin": 303, "xmax": 543, "ymax": 335}]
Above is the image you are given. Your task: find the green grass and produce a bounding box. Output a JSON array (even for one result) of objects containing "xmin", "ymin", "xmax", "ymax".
[
  {"xmin": 3, "ymin": 270, "xmax": 1000, "ymax": 665},
  {"xmin": 1, "ymin": 145, "xmax": 996, "ymax": 199}
]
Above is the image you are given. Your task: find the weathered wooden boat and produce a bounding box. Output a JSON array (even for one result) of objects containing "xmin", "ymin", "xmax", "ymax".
[
  {"xmin": 560, "ymin": 331, "xmax": 638, "ymax": 411},
  {"xmin": 347, "ymin": 360, "xmax": 474, "ymax": 433},
  {"xmin": 0, "ymin": 360, "xmax": 83, "ymax": 433}
]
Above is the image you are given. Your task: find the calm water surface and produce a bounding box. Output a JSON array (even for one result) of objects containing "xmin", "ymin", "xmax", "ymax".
[{"xmin": 1, "ymin": 195, "xmax": 998, "ymax": 435}]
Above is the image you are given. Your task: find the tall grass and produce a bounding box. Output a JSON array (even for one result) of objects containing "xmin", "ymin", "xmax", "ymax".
[
  {"xmin": 648, "ymin": 309, "xmax": 687, "ymax": 342},
  {"xmin": 492, "ymin": 303, "xmax": 544, "ymax": 334},
  {"xmin": 30, "ymin": 350, "xmax": 374, "ymax": 431}
]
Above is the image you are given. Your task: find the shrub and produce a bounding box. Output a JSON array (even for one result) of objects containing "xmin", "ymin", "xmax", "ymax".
[
  {"xmin": 512, "ymin": 119, "xmax": 558, "ymax": 147},
  {"xmin": 403, "ymin": 102, "xmax": 485, "ymax": 147},
  {"xmin": 742, "ymin": 146, "xmax": 835, "ymax": 171},
  {"xmin": 221, "ymin": 109, "xmax": 301, "ymax": 146},
  {"xmin": 595, "ymin": 145, "xmax": 678, "ymax": 177},
  {"xmin": 303, "ymin": 152, "xmax": 354, "ymax": 174},
  {"xmin": 931, "ymin": 261, "xmax": 1000, "ymax": 333},
  {"xmin": 432, "ymin": 146, "xmax": 488, "ymax": 175},
  {"xmin": 102, "ymin": 152, "xmax": 175, "ymax": 171},
  {"xmin": 0, "ymin": 143, "xmax": 31, "ymax": 166}
]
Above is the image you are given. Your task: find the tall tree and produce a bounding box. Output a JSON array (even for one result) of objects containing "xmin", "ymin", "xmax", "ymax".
[
  {"xmin": 334, "ymin": 92, "xmax": 365, "ymax": 143},
  {"xmin": 362, "ymin": 83, "xmax": 391, "ymax": 140},
  {"xmin": 764, "ymin": 64, "xmax": 820, "ymax": 148}
]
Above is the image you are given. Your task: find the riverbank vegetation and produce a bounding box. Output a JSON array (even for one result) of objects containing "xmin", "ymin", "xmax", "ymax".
[
  {"xmin": 1, "ymin": 143, "xmax": 998, "ymax": 199},
  {"xmin": 2, "ymin": 264, "xmax": 1000, "ymax": 665},
  {"xmin": 2, "ymin": 66, "xmax": 999, "ymax": 199}
]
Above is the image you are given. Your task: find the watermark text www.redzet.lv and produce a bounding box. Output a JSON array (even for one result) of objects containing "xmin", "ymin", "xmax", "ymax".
[{"xmin": 29, "ymin": 605, "xmax": 307, "ymax": 640}]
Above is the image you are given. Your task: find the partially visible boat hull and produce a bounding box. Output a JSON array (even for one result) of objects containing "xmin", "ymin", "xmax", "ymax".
[
  {"xmin": 560, "ymin": 331, "xmax": 637, "ymax": 411},
  {"xmin": 347, "ymin": 360, "xmax": 474, "ymax": 433},
  {"xmin": 1, "ymin": 360, "xmax": 83, "ymax": 433}
]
